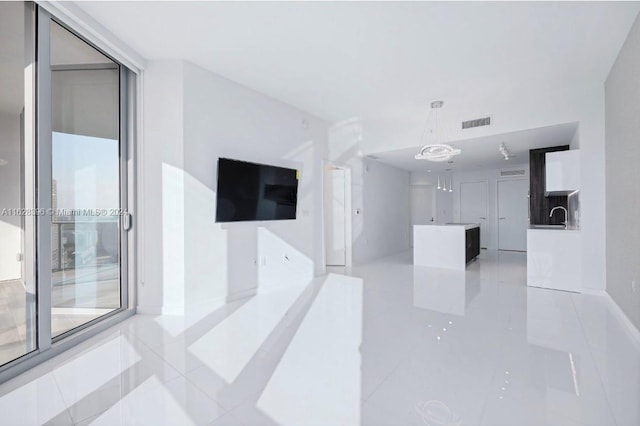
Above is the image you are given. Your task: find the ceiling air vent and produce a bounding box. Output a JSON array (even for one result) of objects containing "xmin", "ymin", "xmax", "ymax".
[
  {"xmin": 500, "ymin": 169, "xmax": 525, "ymax": 177},
  {"xmin": 461, "ymin": 116, "xmax": 491, "ymax": 129},
  {"xmin": 366, "ymin": 155, "xmax": 380, "ymax": 160}
]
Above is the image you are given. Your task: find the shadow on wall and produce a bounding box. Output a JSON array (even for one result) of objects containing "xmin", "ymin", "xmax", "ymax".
[{"xmin": 158, "ymin": 138, "xmax": 318, "ymax": 315}]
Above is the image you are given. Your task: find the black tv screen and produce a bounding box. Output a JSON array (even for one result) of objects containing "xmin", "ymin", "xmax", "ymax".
[{"xmin": 215, "ymin": 158, "xmax": 299, "ymax": 222}]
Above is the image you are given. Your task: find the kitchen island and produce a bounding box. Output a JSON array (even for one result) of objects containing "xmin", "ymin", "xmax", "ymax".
[{"xmin": 413, "ymin": 223, "xmax": 480, "ymax": 270}]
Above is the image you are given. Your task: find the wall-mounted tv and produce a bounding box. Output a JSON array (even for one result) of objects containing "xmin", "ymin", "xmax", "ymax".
[{"xmin": 215, "ymin": 158, "xmax": 299, "ymax": 222}]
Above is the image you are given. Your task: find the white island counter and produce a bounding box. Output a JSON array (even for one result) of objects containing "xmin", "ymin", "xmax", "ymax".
[{"xmin": 414, "ymin": 223, "xmax": 480, "ymax": 270}]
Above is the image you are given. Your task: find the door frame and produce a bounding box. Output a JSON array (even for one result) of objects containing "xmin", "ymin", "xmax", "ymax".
[
  {"xmin": 321, "ymin": 161, "xmax": 353, "ymax": 271},
  {"xmin": 459, "ymin": 180, "xmax": 489, "ymax": 249},
  {"xmin": 47, "ymin": 14, "xmax": 131, "ymax": 342},
  {"xmin": 496, "ymin": 177, "xmax": 529, "ymax": 252}
]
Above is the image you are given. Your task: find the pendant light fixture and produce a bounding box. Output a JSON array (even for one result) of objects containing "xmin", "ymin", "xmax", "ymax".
[
  {"xmin": 437, "ymin": 176, "xmax": 441, "ymax": 190},
  {"xmin": 415, "ymin": 101, "xmax": 462, "ymax": 162},
  {"xmin": 449, "ymin": 178, "xmax": 453, "ymax": 193}
]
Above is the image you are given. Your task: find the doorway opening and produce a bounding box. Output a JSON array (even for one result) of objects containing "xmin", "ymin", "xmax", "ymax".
[
  {"xmin": 497, "ymin": 178, "xmax": 529, "ymax": 252},
  {"xmin": 323, "ymin": 164, "xmax": 352, "ymax": 267}
]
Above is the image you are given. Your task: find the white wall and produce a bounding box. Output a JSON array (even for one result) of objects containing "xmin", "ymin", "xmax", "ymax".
[
  {"xmin": 451, "ymin": 164, "xmax": 529, "ymax": 250},
  {"xmin": 362, "ymin": 83, "xmax": 606, "ymax": 291},
  {"xmin": 410, "ymin": 172, "xmax": 454, "ymax": 224},
  {"xmin": 140, "ymin": 60, "xmax": 329, "ymax": 314},
  {"xmin": 355, "ymin": 159, "xmax": 410, "ymax": 264},
  {"xmin": 570, "ymin": 126, "xmax": 580, "ymax": 149},
  {"xmin": 0, "ymin": 113, "xmax": 22, "ymax": 282},
  {"xmin": 605, "ymin": 13, "xmax": 640, "ymax": 332},
  {"xmin": 139, "ymin": 60, "xmax": 184, "ymax": 313},
  {"xmin": 328, "ymin": 119, "xmax": 410, "ymax": 264}
]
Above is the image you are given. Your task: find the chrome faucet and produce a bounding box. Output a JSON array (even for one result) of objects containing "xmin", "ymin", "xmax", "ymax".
[{"xmin": 549, "ymin": 206, "xmax": 568, "ymax": 229}]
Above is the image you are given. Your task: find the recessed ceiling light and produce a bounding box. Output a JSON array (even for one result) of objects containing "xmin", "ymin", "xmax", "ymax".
[{"xmin": 0, "ymin": 159, "xmax": 8, "ymax": 166}]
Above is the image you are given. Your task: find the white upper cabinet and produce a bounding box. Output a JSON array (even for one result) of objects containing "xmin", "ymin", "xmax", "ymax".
[{"xmin": 545, "ymin": 150, "xmax": 580, "ymax": 195}]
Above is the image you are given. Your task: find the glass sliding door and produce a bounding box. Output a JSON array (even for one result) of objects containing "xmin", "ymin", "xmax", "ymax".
[
  {"xmin": 49, "ymin": 20, "xmax": 125, "ymax": 338},
  {"xmin": 0, "ymin": 4, "xmax": 131, "ymax": 381},
  {"xmin": 0, "ymin": 1, "xmax": 37, "ymax": 367}
]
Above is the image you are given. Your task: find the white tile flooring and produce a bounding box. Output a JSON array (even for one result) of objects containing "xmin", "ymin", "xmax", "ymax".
[{"xmin": 0, "ymin": 250, "xmax": 639, "ymax": 425}]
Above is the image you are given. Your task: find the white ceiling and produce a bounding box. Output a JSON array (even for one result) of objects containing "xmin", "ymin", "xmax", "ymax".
[
  {"xmin": 372, "ymin": 122, "xmax": 578, "ymax": 173},
  {"xmin": 72, "ymin": 1, "xmax": 639, "ymax": 174},
  {"xmin": 75, "ymin": 1, "xmax": 640, "ymax": 124}
]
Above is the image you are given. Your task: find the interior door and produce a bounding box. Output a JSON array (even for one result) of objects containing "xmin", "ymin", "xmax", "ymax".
[
  {"xmin": 324, "ymin": 167, "xmax": 346, "ymax": 266},
  {"xmin": 460, "ymin": 181, "xmax": 488, "ymax": 248},
  {"xmin": 410, "ymin": 185, "xmax": 434, "ymax": 247},
  {"xmin": 498, "ymin": 179, "xmax": 529, "ymax": 251}
]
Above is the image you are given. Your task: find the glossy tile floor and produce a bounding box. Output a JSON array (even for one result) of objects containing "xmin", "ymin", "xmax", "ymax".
[
  {"xmin": 0, "ymin": 250, "xmax": 639, "ymax": 425},
  {"xmin": 1, "ymin": 265, "xmax": 120, "ymax": 366}
]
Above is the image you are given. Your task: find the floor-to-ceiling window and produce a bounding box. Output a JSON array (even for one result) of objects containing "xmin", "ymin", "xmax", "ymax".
[
  {"xmin": 0, "ymin": 1, "xmax": 37, "ymax": 367},
  {"xmin": 49, "ymin": 20, "xmax": 123, "ymax": 338},
  {"xmin": 0, "ymin": 2, "xmax": 133, "ymax": 377}
]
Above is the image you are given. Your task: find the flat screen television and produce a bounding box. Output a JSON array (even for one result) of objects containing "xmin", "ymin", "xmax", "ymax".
[{"xmin": 215, "ymin": 158, "xmax": 299, "ymax": 222}]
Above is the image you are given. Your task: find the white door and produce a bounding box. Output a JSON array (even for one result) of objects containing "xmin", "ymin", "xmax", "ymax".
[
  {"xmin": 324, "ymin": 168, "xmax": 346, "ymax": 265},
  {"xmin": 460, "ymin": 181, "xmax": 488, "ymax": 248},
  {"xmin": 498, "ymin": 179, "xmax": 529, "ymax": 251},
  {"xmin": 410, "ymin": 185, "xmax": 434, "ymax": 247}
]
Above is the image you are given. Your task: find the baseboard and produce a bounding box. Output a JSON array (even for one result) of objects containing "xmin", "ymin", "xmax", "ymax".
[
  {"xmin": 603, "ymin": 292, "xmax": 640, "ymax": 350},
  {"xmin": 135, "ymin": 275, "xmax": 311, "ymax": 316},
  {"xmin": 136, "ymin": 304, "xmax": 163, "ymax": 315},
  {"xmin": 136, "ymin": 289, "xmax": 257, "ymax": 317},
  {"xmin": 579, "ymin": 288, "xmax": 607, "ymax": 296}
]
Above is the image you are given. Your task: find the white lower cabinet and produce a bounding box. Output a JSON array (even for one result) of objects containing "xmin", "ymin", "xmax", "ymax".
[{"xmin": 527, "ymin": 229, "xmax": 582, "ymax": 292}]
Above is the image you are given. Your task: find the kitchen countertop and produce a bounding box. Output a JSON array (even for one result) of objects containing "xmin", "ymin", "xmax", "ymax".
[
  {"xmin": 444, "ymin": 223, "xmax": 480, "ymax": 230},
  {"xmin": 414, "ymin": 223, "xmax": 480, "ymax": 230},
  {"xmin": 528, "ymin": 225, "xmax": 580, "ymax": 232}
]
